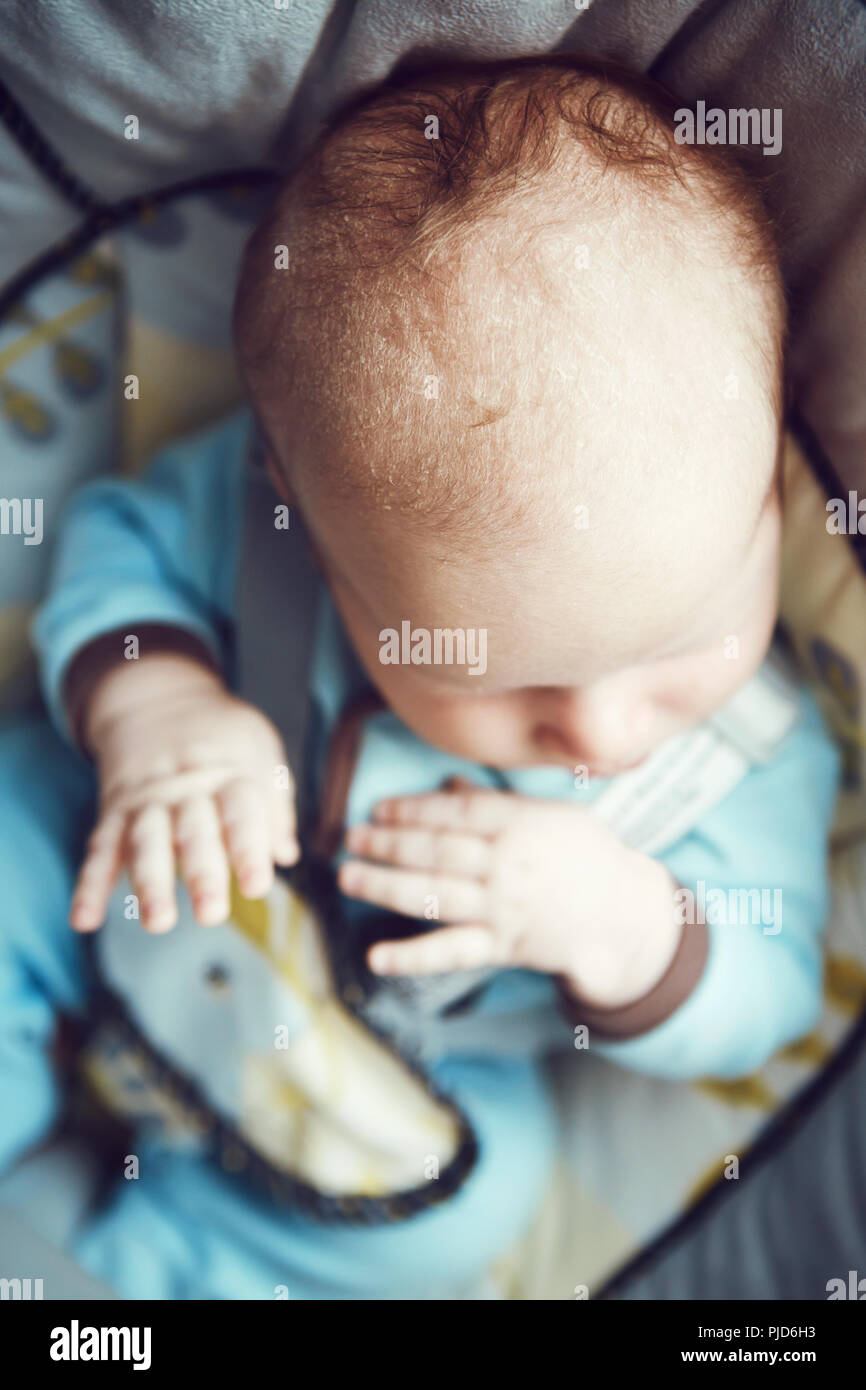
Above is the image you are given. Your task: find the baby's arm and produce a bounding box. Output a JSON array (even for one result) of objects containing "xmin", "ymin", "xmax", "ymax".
[
  {"xmin": 589, "ymin": 689, "xmax": 840, "ymax": 1079},
  {"xmin": 34, "ymin": 415, "xmax": 298, "ymax": 933},
  {"xmin": 339, "ymin": 689, "xmax": 839, "ymax": 1079}
]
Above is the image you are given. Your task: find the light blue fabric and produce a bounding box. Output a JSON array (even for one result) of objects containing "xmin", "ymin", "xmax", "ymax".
[
  {"xmin": 0, "ymin": 715, "xmax": 93, "ymax": 1177},
  {"xmin": 32, "ymin": 409, "xmax": 841, "ymax": 1080},
  {"xmin": 67, "ymin": 1051, "xmax": 557, "ymax": 1301},
  {"xmin": 33, "ymin": 413, "xmax": 248, "ymax": 738},
  {"xmin": 0, "ymin": 715, "xmax": 556, "ymax": 1299}
]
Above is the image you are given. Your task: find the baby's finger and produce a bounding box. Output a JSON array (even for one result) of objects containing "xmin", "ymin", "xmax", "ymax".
[
  {"xmin": 337, "ymin": 859, "xmax": 487, "ymax": 922},
  {"xmin": 270, "ymin": 777, "xmax": 300, "ymax": 866},
  {"xmin": 70, "ymin": 811, "xmax": 126, "ymax": 931},
  {"xmin": 344, "ymin": 823, "xmax": 490, "ymax": 879},
  {"xmin": 218, "ymin": 777, "xmax": 274, "ymax": 899},
  {"xmin": 174, "ymin": 795, "xmax": 231, "ymax": 926},
  {"xmin": 127, "ymin": 803, "xmax": 178, "ymax": 933},
  {"xmin": 371, "ymin": 788, "xmax": 515, "ymax": 837},
  {"xmin": 368, "ymin": 924, "xmax": 499, "ymax": 976}
]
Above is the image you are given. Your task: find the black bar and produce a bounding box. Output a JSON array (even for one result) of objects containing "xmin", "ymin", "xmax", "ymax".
[{"xmin": 1, "ymin": 1297, "xmax": 859, "ymax": 1374}]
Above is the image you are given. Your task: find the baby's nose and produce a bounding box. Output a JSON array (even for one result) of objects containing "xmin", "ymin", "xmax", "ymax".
[{"xmin": 531, "ymin": 685, "xmax": 645, "ymax": 771}]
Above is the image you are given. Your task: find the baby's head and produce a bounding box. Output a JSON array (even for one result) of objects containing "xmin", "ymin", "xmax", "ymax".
[{"xmin": 235, "ymin": 57, "xmax": 785, "ymax": 775}]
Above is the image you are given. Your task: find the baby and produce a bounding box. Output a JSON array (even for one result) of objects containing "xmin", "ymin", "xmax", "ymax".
[{"xmin": 30, "ymin": 56, "xmax": 838, "ymax": 1296}]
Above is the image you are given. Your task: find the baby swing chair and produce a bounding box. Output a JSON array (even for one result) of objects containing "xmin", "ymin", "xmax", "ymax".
[{"xmin": 1, "ymin": 19, "xmax": 865, "ymax": 1300}]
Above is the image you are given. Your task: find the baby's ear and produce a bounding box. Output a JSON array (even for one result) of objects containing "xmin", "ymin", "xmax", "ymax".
[
  {"xmin": 259, "ymin": 443, "xmax": 330, "ymax": 573},
  {"xmin": 263, "ymin": 447, "xmax": 297, "ymax": 506}
]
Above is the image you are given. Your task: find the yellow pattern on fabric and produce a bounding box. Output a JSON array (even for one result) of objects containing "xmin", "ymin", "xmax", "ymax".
[
  {"xmin": 229, "ymin": 875, "xmax": 343, "ymax": 1107},
  {"xmin": 777, "ymin": 1031, "xmax": 833, "ymax": 1066},
  {"xmin": 0, "ymin": 292, "xmax": 114, "ymax": 374},
  {"xmin": 695, "ymin": 1076, "xmax": 775, "ymax": 1110},
  {"xmin": 824, "ymin": 955, "xmax": 866, "ymax": 1016}
]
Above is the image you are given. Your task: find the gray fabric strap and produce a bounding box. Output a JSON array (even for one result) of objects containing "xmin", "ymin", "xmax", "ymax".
[{"xmin": 234, "ymin": 433, "xmax": 322, "ymax": 838}]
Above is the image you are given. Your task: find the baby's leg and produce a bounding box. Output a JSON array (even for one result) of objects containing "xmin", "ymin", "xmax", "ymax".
[
  {"xmin": 0, "ymin": 713, "xmax": 95, "ymax": 1175},
  {"xmin": 71, "ymin": 1053, "xmax": 558, "ymax": 1300}
]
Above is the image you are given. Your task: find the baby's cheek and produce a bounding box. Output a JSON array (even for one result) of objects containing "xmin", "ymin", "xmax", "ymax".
[
  {"xmin": 723, "ymin": 600, "xmax": 777, "ymax": 696},
  {"xmin": 421, "ymin": 701, "xmax": 503, "ymax": 761},
  {"xmin": 675, "ymin": 626, "xmax": 772, "ymax": 725},
  {"xmin": 447, "ymin": 703, "xmax": 512, "ymax": 760},
  {"xmin": 416, "ymin": 696, "xmax": 519, "ymax": 765}
]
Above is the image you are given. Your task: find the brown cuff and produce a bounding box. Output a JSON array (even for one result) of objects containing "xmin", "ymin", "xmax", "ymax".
[
  {"xmin": 313, "ymin": 690, "xmax": 385, "ymax": 860},
  {"xmin": 561, "ymin": 918, "xmax": 710, "ymax": 1041},
  {"xmin": 64, "ymin": 623, "xmax": 220, "ymax": 751}
]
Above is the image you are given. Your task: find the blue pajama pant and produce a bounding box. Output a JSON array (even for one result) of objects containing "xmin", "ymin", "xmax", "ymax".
[{"xmin": 0, "ymin": 714, "xmax": 558, "ymax": 1299}]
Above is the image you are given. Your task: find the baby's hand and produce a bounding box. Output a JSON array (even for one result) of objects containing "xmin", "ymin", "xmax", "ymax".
[
  {"xmin": 339, "ymin": 785, "xmax": 681, "ymax": 1008},
  {"xmin": 71, "ymin": 654, "xmax": 298, "ymax": 933}
]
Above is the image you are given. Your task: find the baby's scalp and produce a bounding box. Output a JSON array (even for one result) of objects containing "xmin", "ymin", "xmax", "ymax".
[{"xmin": 234, "ymin": 56, "xmax": 785, "ymax": 633}]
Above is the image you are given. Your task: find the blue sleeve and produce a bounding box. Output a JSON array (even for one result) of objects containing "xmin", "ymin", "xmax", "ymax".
[
  {"xmin": 0, "ymin": 716, "xmax": 93, "ymax": 1176},
  {"xmin": 32, "ymin": 412, "xmax": 249, "ymax": 740},
  {"xmin": 593, "ymin": 688, "xmax": 840, "ymax": 1079}
]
